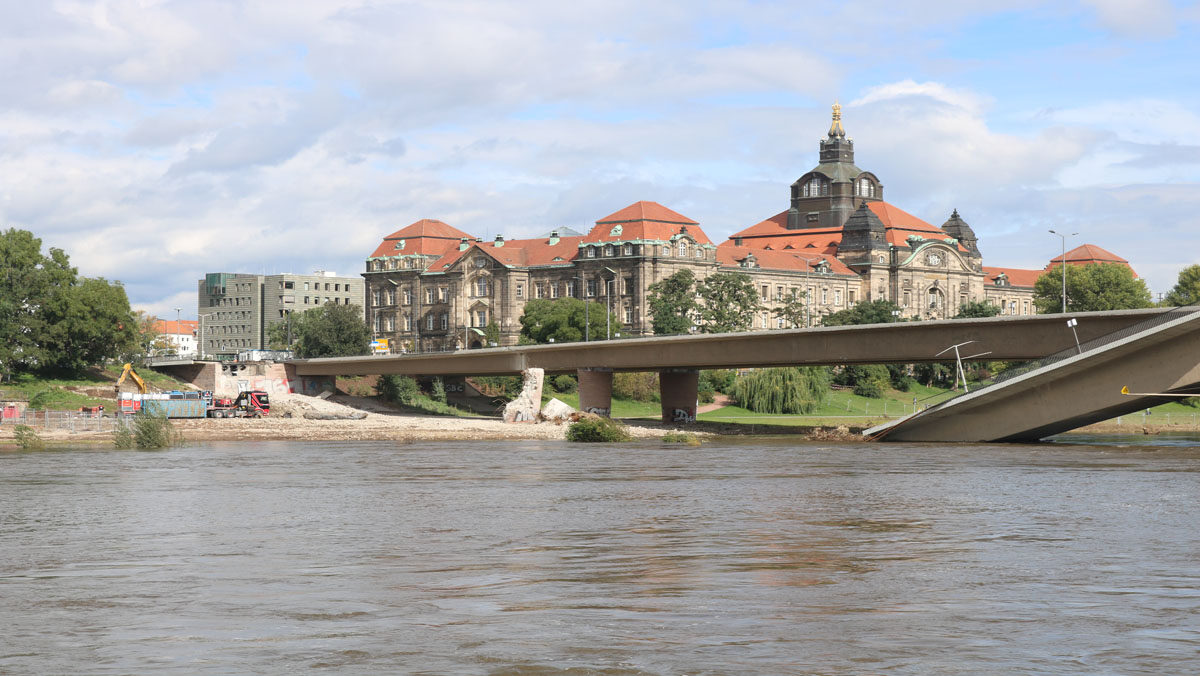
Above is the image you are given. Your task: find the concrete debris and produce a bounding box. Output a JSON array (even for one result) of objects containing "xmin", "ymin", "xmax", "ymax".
[
  {"xmin": 502, "ymin": 368, "xmax": 544, "ymax": 423},
  {"xmin": 540, "ymin": 397, "xmax": 576, "ymax": 422}
]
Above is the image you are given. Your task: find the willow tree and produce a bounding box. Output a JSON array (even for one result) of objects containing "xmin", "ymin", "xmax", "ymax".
[{"xmin": 730, "ymin": 367, "xmax": 829, "ymax": 414}]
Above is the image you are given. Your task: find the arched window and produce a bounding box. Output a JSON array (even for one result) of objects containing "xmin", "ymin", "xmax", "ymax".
[{"xmin": 678, "ymin": 241, "xmax": 687, "ymax": 257}]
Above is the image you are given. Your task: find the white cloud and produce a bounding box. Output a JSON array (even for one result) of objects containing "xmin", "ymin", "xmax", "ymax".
[{"xmin": 1080, "ymin": 0, "xmax": 1178, "ymax": 38}]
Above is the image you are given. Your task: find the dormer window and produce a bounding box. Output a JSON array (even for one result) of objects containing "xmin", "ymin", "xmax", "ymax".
[
  {"xmin": 623, "ymin": 244, "xmax": 633, "ymax": 256},
  {"xmin": 604, "ymin": 244, "xmax": 614, "ymax": 257},
  {"xmin": 586, "ymin": 247, "xmax": 596, "ymax": 258},
  {"xmin": 803, "ymin": 177, "xmax": 829, "ymax": 197}
]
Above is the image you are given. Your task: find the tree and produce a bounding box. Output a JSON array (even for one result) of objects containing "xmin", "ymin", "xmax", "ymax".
[
  {"xmin": 1164, "ymin": 264, "xmax": 1200, "ymax": 307},
  {"xmin": 954, "ymin": 300, "xmax": 1001, "ymax": 319},
  {"xmin": 1033, "ymin": 263, "xmax": 1152, "ymax": 313},
  {"xmin": 0, "ymin": 228, "xmax": 136, "ymax": 378},
  {"xmin": 483, "ymin": 320, "xmax": 501, "ymax": 347},
  {"xmin": 821, "ymin": 299, "xmax": 903, "ymax": 326},
  {"xmin": 730, "ymin": 367, "xmax": 829, "ymax": 414},
  {"xmin": 772, "ymin": 289, "xmax": 809, "ymax": 328},
  {"xmin": 647, "ymin": 269, "xmax": 698, "ymax": 335},
  {"xmin": 518, "ymin": 298, "xmax": 620, "ymax": 344},
  {"xmin": 697, "ymin": 272, "xmax": 761, "ymax": 333},
  {"xmin": 289, "ymin": 303, "xmax": 372, "ymax": 358}
]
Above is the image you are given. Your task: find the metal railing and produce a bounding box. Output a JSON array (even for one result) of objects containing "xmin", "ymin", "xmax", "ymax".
[
  {"xmin": 2, "ymin": 409, "xmax": 134, "ymax": 435},
  {"xmin": 920, "ymin": 305, "xmax": 1200, "ymax": 415}
]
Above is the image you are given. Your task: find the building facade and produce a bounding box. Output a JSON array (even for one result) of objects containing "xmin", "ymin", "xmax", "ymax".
[
  {"xmin": 152, "ymin": 319, "xmax": 198, "ymax": 357},
  {"xmin": 197, "ymin": 271, "xmax": 365, "ymax": 358},
  {"xmin": 362, "ymin": 105, "xmax": 1130, "ymax": 351}
]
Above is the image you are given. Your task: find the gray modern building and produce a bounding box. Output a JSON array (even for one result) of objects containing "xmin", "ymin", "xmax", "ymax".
[{"xmin": 197, "ymin": 271, "xmax": 365, "ymax": 358}]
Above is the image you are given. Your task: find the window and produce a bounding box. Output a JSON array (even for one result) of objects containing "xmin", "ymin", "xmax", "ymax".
[
  {"xmin": 903, "ymin": 292, "xmax": 911, "ymax": 308},
  {"xmin": 334, "ymin": 283, "xmax": 341, "ymax": 291},
  {"xmin": 440, "ymin": 313, "xmax": 448, "ymax": 330},
  {"xmin": 849, "ymin": 290, "xmax": 856, "ymax": 305},
  {"xmin": 604, "ymin": 245, "xmax": 613, "ymax": 257},
  {"xmin": 777, "ymin": 317, "xmax": 785, "ymax": 329},
  {"xmin": 304, "ymin": 282, "xmax": 310, "ymax": 291},
  {"xmin": 662, "ymin": 245, "xmax": 670, "ymax": 257},
  {"xmin": 385, "ymin": 315, "xmax": 395, "ymax": 332},
  {"xmin": 586, "ymin": 247, "xmax": 596, "ymax": 258},
  {"xmin": 372, "ymin": 290, "xmax": 382, "ymax": 306},
  {"xmin": 387, "ymin": 290, "xmax": 396, "ymax": 305},
  {"xmin": 761, "ymin": 285, "xmax": 768, "ymax": 300},
  {"xmin": 426, "ymin": 315, "xmax": 434, "ymax": 330},
  {"xmin": 834, "ymin": 289, "xmax": 842, "ymax": 305},
  {"xmin": 403, "ymin": 288, "xmax": 412, "ymax": 305},
  {"xmin": 426, "ymin": 289, "xmax": 434, "ymax": 304},
  {"xmin": 586, "ymin": 279, "xmax": 597, "ymax": 297},
  {"xmin": 567, "ymin": 280, "xmax": 576, "ymax": 297},
  {"xmin": 761, "ymin": 312, "xmax": 769, "ymax": 329},
  {"xmin": 284, "ymin": 281, "xmax": 294, "ymax": 290},
  {"xmin": 624, "ymin": 307, "xmax": 633, "ymax": 323},
  {"xmin": 535, "ymin": 284, "xmax": 544, "ymax": 299},
  {"xmin": 623, "ymin": 244, "xmax": 633, "ymax": 256},
  {"xmin": 475, "ymin": 278, "xmax": 489, "ymax": 296},
  {"xmin": 821, "ymin": 288, "xmax": 828, "ymax": 304},
  {"xmin": 404, "ymin": 314, "xmax": 412, "ymax": 331},
  {"xmin": 303, "ymin": 296, "xmax": 310, "ymax": 304},
  {"xmin": 551, "ymin": 283, "xmax": 559, "ymax": 299},
  {"xmin": 516, "ymin": 283, "xmax": 524, "ymax": 299},
  {"xmin": 1023, "ymin": 300, "xmax": 1030, "ymax": 315},
  {"xmin": 439, "ymin": 287, "xmax": 448, "ymax": 302},
  {"xmin": 324, "ymin": 283, "xmax": 330, "ymax": 291},
  {"xmin": 695, "ymin": 248, "xmax": 703, "ymax": 258},
  {"xmin": 677, "ymin": 241, "xmax": 686, "ymax": 257},
  {"xmin": 623, "ymin": 277, "xmax": 632, "ymax": 295}
]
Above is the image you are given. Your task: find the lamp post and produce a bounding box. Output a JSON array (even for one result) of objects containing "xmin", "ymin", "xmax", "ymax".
[
  {"xmin": 173, "ymin": 307, "xmax": 182, "ymax": 356},
  {"xmin": 198, "ymin": 313, "xmax": 214, "ymax": 360},
  {"xmin": 1048, "ymin": 229, "xmax": 1077, "ymax": 314},
  {"xmin": 794, "ymin": 254, "xmax": 821, "ymax": 327}
]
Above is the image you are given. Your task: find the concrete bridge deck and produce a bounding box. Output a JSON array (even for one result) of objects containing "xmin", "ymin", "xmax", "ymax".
[
  {"xmin": 291, "ymin": 309, "xmax": 1168, "ymax": 377},
  {"xmin": 866, "ymin": 306, "xmax": 1200, "ymax": 442}
]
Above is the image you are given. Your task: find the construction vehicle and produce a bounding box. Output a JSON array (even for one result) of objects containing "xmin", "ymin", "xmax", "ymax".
[
  {"xmin": 205, "ymin": 390, "xmax": 270, "ymax": 418},
  {"xmin": 115, "ymin": 363, "xmax": 148, "ymax": 394}
]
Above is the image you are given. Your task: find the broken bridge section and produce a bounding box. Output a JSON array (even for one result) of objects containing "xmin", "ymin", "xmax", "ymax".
[{"xmin": 867, "ymin": 306, "xmax": 1200, "ymax": 442}]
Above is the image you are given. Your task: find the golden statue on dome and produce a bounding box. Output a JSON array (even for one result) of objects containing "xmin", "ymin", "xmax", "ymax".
[{"xmin": 828, "ymin": 101, "xmax": 846, "ymax": 138}]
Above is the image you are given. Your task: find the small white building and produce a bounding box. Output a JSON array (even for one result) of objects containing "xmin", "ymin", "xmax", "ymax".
[{"xmin": 154, "ymin": 319, "xmax": 199, "ymax": 357}]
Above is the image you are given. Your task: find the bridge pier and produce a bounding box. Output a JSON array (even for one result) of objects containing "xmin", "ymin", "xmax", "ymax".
[
  {"xmin": 577, "ymin": 367, "xmax": 613, "ymax": 417},
  {"xmin": 659, "ymin": 368, "xmax": 699, "ymax": 424}
]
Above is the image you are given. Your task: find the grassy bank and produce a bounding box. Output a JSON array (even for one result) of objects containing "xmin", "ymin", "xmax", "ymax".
[{"xmin": 0, "ymin": 366, "xmax": 190, "ymax": 410}]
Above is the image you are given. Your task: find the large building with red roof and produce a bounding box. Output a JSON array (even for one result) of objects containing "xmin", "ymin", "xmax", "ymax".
[{"xmin": 361, "ymin": 105, "xmax": 1134, "ymax": 351}]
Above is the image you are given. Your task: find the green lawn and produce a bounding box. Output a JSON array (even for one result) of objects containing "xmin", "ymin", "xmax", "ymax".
[{"xmin": 542, "ymin": 390, "xmax": 662, "ymax": 418}]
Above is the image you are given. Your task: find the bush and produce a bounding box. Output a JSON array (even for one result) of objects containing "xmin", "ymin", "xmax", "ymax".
[
  {"xmin": 14, "ymin": 425, "xmax": 45, "ymax": 451},
  {"xmin": 613, "ymin": 372, "xmax": 659, "ymax": 402},
  {"xmin": 730, "ymin": 367, "xmax": 828, "ymax": 414},
  {"xmin": 114, "ymin": 412, "xmax": 182, "ymax": 450},
  {"xmin": 700, "ymin": 369, "xmax": 737, "ymax": 394},
  {"xmin": 698, "ymin": 387, "xmax": 716, "ymax": 404},
  {"xmin": 551, "ymin": 374, "xmax": 578, "ymax": 393},
  {"xmin": 887, "ymin": 364, "xmax": 914, "ymax": 392},
  {"xmin": 662, "ymin": 431, "xmax": 701, "ymax": 446},
  {"xmin": 377, "ymin": 375, "xmax": 420, "ymax": 405},
  {"xmin": 566, "ymin": 416, "xmax": 633, "ymax": 442}
]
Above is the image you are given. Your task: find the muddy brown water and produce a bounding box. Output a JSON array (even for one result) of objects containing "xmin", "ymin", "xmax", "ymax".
[{"xmin": 2, "ymin": 436, "xmax": 1199, "ymax": 674}]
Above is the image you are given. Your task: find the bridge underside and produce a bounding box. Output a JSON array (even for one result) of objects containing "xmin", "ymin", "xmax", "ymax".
[{"xmin": 869, "ymin": 316, "xmax": 1200, "ymax": 442}]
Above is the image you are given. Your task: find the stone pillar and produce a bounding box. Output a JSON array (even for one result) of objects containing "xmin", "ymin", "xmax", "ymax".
[
  {"xmin": 502, "ymin": 368, "xmax": 544, "ymax": 423},
  {"xmin": 577, "ymin": 367, "xmax": 613, "ymax": 417},
  {"xmin": 659, "ymin": 368, "xmax": 699, "ymax": 424}
]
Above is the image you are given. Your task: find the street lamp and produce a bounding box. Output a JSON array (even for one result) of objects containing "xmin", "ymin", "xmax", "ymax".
[
  {"xmin": 794, "ymin": 254, "xmax": 822, "ymax": 327},
  {"xmin": 173, "ymin": 307, "xmax": 182, "ymax": 356},
  {"xmin": 1048, "ymin": 229, "xmax": 1077, "ymax": 314},
  {"xmin": 198, "ymin": 313, "xmax": 214, "ymax": 360}
]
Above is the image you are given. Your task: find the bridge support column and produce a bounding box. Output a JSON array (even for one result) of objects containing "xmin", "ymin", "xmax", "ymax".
[
  {"xmin": 577, "ymin": 367, "xmax": 613, "ymax": 417},
  {"xmin": 660, "ymin": 368, "xmax": 699, "ymax": 424}
]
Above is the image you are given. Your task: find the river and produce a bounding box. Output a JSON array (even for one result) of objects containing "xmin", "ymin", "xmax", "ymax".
[{"xmin": 2, "ymin": 437, "xmax": 1199, "ymax": 674}]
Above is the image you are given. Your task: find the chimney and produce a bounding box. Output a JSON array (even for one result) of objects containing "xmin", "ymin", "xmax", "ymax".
[
  {"xmin": 459, "ymin": 237, "xmax": 470, "ymax": 251},
  {"xmin": 548, "ymin": 230, "xmax": 559, "ymax": 246},
  {"xmin": 494, "ymin": 234, "xmax": 505, "ymax": 247}
]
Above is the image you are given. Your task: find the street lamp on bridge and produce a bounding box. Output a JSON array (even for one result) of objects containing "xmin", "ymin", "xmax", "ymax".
[{"xmin": 1048, "ymin": 229, "xmax": 1077, "ymax": 314}]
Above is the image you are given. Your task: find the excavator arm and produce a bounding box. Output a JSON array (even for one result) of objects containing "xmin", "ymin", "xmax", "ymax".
[{"xmin": 115, "ymin": 363, "xmax": 148, "ymax": 394}]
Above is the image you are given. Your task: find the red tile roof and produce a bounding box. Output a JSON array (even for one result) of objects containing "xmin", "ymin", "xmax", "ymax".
[
  {"xmin": 428, "ymin": 235, "xmax": 587, "ymax": 272},
  {"xmin": 717, "ymin": 246, "xmax": 855, "ymax": 275},
  {"xmin": 982, "ymin": 266, "xmax": 1044, "ymax": 288},
  {"xmin": 585, "ymin": 201, "xmax": 713, "ymax": 245},
  {"xmin": 726, "ymin": 201, "xmax": 965, "ymax": 253},
  {"xmin": 153, "ymin": 319, "xmax": 198, "ymax": 335},
  {"xmin": 1047, "ymin": 243, "xmax": 1137, "ymax": 276},
  {"xmin": 369, "ymin": 219, "xmax": 477, "ymax": 258}
]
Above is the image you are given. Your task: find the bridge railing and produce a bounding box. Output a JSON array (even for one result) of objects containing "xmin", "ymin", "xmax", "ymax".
[{"xmin": 925, "ymin": 304, "xmax": 1200, "ymax": 412}]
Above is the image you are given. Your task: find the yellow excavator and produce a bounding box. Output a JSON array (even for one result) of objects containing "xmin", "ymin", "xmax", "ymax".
[{"xmin": 115, "ymin": 363, "xmax": 148, "ymax": 395}]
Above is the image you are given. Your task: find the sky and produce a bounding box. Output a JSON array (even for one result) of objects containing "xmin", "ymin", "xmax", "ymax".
[{"xmin": 1, "ymin": 0, "xmax": 1198, "ymax": 320}]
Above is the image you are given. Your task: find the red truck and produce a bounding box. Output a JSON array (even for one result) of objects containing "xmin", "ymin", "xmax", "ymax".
[{"xmin": 205, "ymin": 390, "xmax": 270, "ymax": 418}]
